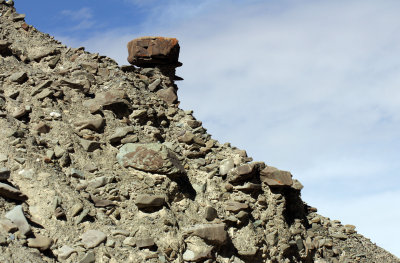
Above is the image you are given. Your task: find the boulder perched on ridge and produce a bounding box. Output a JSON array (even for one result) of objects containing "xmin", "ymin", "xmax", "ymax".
[{"xmin": 127, "ymin": 36, "xmax": 181, "ymax": 67}]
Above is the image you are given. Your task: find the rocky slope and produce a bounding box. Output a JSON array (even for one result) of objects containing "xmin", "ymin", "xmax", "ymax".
[{"xmin": 0, "ymin": 1, "xmax": 399, "ymax": 262}]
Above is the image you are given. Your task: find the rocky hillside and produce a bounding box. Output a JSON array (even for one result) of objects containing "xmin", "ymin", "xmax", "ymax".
[{"xmin": 0, "ymin": 1, "xmax": 399, "ymax": 262}]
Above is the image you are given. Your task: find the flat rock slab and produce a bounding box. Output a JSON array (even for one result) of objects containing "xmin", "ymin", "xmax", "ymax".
[
  {"xmin": 260, "ymin": 166, "xmax": 293, "ymax": 187},
  {"xmin": 127, "ymin": 36, "xmax": 181, "ymax": 67},
  {"xmin": 5, "ymin": 205, "xmax": 31, "ymax": 235},
  {"xmin": 185, "ymin": 223, "xmax": 227, "ymax": 245},
  {"xmin": 117, "ymin": 143, "xmax": 185, "ymax": 176},
  {"xmin": 228, "ymin": 163, "xmax": 255, "ymax": 184},
  {"xmin": 57, "ymin": 245, "xmax": 75, "ymax": 260},
  {"xmin": 83, "ymin": 90, "xmax": 129, "ymax": 114},
  {"xmin": 225, "ymin": 201, "xmax": 248, "ymax": 213},
  {"xmin": 74, "ymin": 115, "xmax": 105, "ymax": 132},
  {"xmin": 135, "ymin": 237, "xmax": 155, "ymax": 249},
  {"xmin": 135, "ymin": 195, "xmax": 165, "ymax": 209},
  {"xmin": 0, "ymin": 182, "xmax": 27, "ymax": 201},
  {"xmin": 81, "ymin": 230, "xmax": 107, "ymax": 248},
  {"xmin": 9, "ymin": 71, "xmax": 28, "ymax": 83},
  {"xmin": 27, "ymin": 234, "xmax": 53, "ymax": 251}
]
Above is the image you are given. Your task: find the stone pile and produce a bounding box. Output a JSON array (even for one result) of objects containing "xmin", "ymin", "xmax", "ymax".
[{"xmin": 0, "ymin": 1, "xmax": 399, "ymax": 262}]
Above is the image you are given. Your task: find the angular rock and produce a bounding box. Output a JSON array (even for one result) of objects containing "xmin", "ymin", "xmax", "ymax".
[
  {"xmin": 183, "ymin": 247, "xmax": 213, "ymax": 262},
  {"xmin": 260, "ymin": 166, "xmax": 293, "ymax": 187},
  {"xmin": 9, "ymin": 71, "xmax": 28, "ymax": 83},
  {"xmin": 228, "ymin": 163, "xmax": 257, "ymax": 183},
  {"xmin": 219, "ymin": 159, "xmax": 234, "ymax": 176},
  {"xmin": 117, "ymin": 143, "xmax": 185, "ymax": 176},
  {"xmin": 135, "ymin": 237, "xmax": 155, "ymax": 249},
  {"xmin": 79, "ymin": 251, "xmax": 95, "ymax": 263},
  {"xmin": 178, "ymin": 131, "xmax": 194, "ymax": 144},
  {"xmin": 148, "ymin": 78, "xmax": 161, "ymax": 91},
  {"xmin": 74, "ymin": 115, "xmax": 105, "ymax": 132},
  {"xmin": 156, "ymin": 87, "xmax": 178, "ymax": 104},
  {"xmin": 123, "ymin": 237, "xmax": 135, "ymax": 247},
  {"xmin": 80, "ymin": 139, "xmax": 101, "ymax": 152},
  {"xmin": 36, "ymin": 88, "xmax": 53, "ymax": 100},
  {"xmin": 27, "ymin": 234, "xmax": 53, "ymax": 251},
  {"xmin": 225, "ymin": 201, "xmax": 248, "ymax": 213},
  {"xmin": 135, "ymin": 195, "xmax": 165, "ymax": 209},
  {"xmin": 5, "ymin": 205, "xmax": 31, "ymax": 235},
  {"xmin": 127, "ymin": 37, "xmax": 181, "ymax": 66},
  {"xmin": 57, "ymin": 245, "xmax": 75, "ymax": 260},
  {"xmin": 81, "ymin": 230, "xmax": 107, "ymax": 248},
  {"xmin": 0, "ymin": 218, "xmax": 18, "ymax": 233},
  {"xmin": 109, "ymin": 126, "xmax": 135, "ymax": 143},
  {"xmin": 12, "ymin": 106, "xmax": 30, "ymax": 119},
  {"xmin": 83, "ymin": 90, "xmax": 129, "ymax": 114},
  {"xmin": 33, "ymin": 122, "xmax": 51, "ymax": 134},
  {"xmin": 0, "ymin": 182, "xmax": 27, "ymax": 200},
  {"xmin": 87, "ymin": 176, "xmax": 109, "ymax": 189},
  {"xmin": 90, "ymin": 195, "xmax": 115, "ymax": 207},
  {"xmin": 185, "ymin": 224, "xmax": 227, "ymax": 245},
  {"xmin": 0, "ymin": 167, "xmax": 10, "ymax": 181}
]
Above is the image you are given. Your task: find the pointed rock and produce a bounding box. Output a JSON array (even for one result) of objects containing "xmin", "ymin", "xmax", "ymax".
[{"xmin": 5, "ymin": 205, "xmax": 31, "ymax": 235}]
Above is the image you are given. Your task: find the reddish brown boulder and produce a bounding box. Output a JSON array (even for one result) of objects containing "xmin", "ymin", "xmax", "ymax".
[{"xmin": 127, "ymin": 37, "xmax": 181, "ymax": 67}]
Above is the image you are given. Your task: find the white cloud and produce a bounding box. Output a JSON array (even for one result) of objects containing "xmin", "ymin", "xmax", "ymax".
[
  {"xmin": 56, "ymin": 0, "xmax": 400, "ymax": 257},
  {"xmin": 60, "ymin": 7, "xmax": 95, "ymax": 30}
]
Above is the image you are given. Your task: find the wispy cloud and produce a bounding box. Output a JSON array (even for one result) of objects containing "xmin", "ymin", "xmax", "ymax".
[{"xmin": 60, "ymin": 7, "xmax": 95, "ymax": 30}]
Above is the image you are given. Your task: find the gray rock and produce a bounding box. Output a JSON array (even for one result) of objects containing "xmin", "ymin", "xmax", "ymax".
[
  {"xmin": 35, "ymin": 88, "xmax": 53, "ymax": 100},
  {"xmin": 0, "ymin": 167, "xmax": 10, "ymax": 181},
  {"xmin": 123, "ymin": 237, "xmax": 135, "ymax": 247},
  {"xmin": 183, "ymin": 247, "xmax": 213, "ymax": 262},
  {"xmin": 225, "ymin": 201, "xmax": 248, "ymax": 213},
  {"xmin": 185, "ymin": 224, "xmax": 228, "ymax": 245},
  {"xmin": 0, "ymin": 218, "xmax": 18, "ymax": 233},
  {"xmin": 54, "ymin": 146, "xmax": 66, "ymax": 158},
  {"xmin": 117, "ymin": 143, "xmax": 185, "ymax": 176},
  {"xmin": 57, "ymin": 245, "xmax": 75, "ymax": 260},
  {"xmin": 135, "ymin": 237, "xmax": 155, "ymax": 249},
  {"xmin": 80, "ymin": 139, "xmax": 101, "ymax": 152},
  {"xmin": 12, "ymin": 107, "xmax": 30, "ymax": 119},
  {"xmin": 228, "ymin": 163, "xmax": 255, "ymax": 183},
  {"xmin": 135, "ymin": 195, "xmax": 165, "ymax": 209},
  {"xmin": 79, "ymin": 251, "xmax": 95, "ymax": 263},
  {"xmin": 109, "ymin": 126, "xmax": 135, "ymax": 143},
  {"xmin": 0, "ymin": 154, "xmax": 8, "ymax": 162},
  {"xmin": 5, "ymin": 205, "xmax": 31, "ymax": 235},
  {"xmin": 31, "ymin": 80, "xmax": 52, "ymax": 96},
  {"xmin": 81, "ymin": 230, "xmax": 107, "ymax": 248},
  {"xmin": 12, "ymin": 13, "xmax": 26, "ymax": 22},
  {"xmin": 83, "ymin": 90, "xmax": 129, "ymax": 114},
  {"xmin": 87, "ymin": 176, "xmax": 109, "ymax": 189},
  {"xmin": 74, "ymin": 115, "xmax": 105, "ymax": 132},
  {"xmin": 9, "ymin": 71, "xmax": 28, "ymax": 83},
  {"xmin": 204, "ymin": 206, "xmax": 218, "ymax": 221},
  {"xmin": 148, "ymin": 78, "xmax": 161, "ymax": 91},
  {"xmin": 27, "ymin": 234, "xmax": 53, "ymax": 251},
  {"xmin": 260, "ymin": 166, "xmax": 293, "ymax": 187},
  {"xmin": 219, "ymin": 159, "xmax": 234, "ymax": 176},
  {"xmin": 156, "ymin": 87, "xmax": 177, "ymax": 104}
]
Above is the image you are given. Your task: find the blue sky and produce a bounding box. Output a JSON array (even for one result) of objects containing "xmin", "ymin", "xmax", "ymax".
[{"xmin": 15, "ymin": 0, "xmax": 400, "ymax": 257}]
